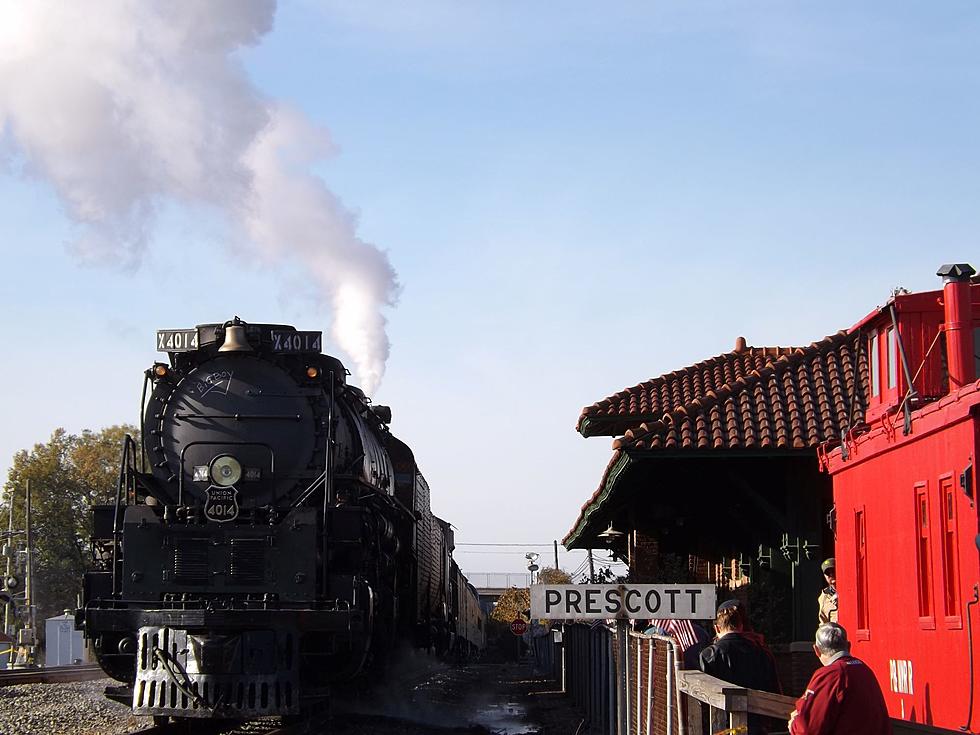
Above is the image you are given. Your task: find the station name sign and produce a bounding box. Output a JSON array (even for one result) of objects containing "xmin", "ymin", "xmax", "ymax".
[{"xmin": 530, "ymin": 584, "xmax": 715, "ymax": 620}]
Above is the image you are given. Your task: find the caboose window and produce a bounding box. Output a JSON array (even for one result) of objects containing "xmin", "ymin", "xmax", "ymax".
[
  {"xmin": 870, "ymin": 333, "xmax": 880, "ymax": 397},
  {"xmin": 887, "ymin": 327, "xmax": 897, "ymax": 389},
  {"xmin": 940, "ymin": 477, "xmax": 959, "ymax": 621},
  {"xmin": 855, "ymin": 509, "xmax": 869, "ymax": 631},
  {"xmin": 974, "ymin": 327, "xmax": 979, "ymax": 379},
  {"xmin": 914, "ymin": 483, "xmax": 933, "ymax": 623}
]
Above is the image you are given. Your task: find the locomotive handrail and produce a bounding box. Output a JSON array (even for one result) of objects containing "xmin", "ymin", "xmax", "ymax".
[
  {"xmin": 321, "ymin": 371, "xmax": 335, "ymax": 595},
  {"xmin": 139, "ymin": 372, "xmax": 150, "ymax": 474},
  {"xmin": 112, "ymin": 434, "xmax": 140, "ymax": 596},
  {"xmin": 174, "ymin": 412, "xmax": 303, "ymax": 420}
]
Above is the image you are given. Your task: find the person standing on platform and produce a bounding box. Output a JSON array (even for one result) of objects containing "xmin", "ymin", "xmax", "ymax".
[
  {"xmin": 788, "ymin": 623, "xmax": 891, "ymax": 735},
  {"xmin": 700, "ymin": 601, "xmax": 781, "ymax": 735},
  {"xmin": 817, "ymin": 558, "xmax": 838, "ymax": 624}
]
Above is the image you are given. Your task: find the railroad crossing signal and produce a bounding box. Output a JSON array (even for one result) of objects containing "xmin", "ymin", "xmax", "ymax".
[{"xmin": 510, "ymin": 618, "xmax": 527, "ymax": 636}]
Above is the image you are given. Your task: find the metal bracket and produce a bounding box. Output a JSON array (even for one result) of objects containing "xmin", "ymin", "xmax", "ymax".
[
  {"xmin": 780, "ymin": 535, "xmax": 820, "ymax": 565},
  {"xmin": 960, "ymin": 460, "xmax": 974, "ymax": 505},
  {"xmin": 737, "ymin": 554, "xmax": 752, "ymax": 580},
  {"xmin": 780, "ymin": 534, "xmax": 799, "ymax": 564},
  {"xmin": 826, "ymin": 504, "xmax": 837, "ymax": 536}
]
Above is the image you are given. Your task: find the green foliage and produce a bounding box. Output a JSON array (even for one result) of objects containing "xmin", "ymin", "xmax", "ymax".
[
  {"xmin": 588, "ymin": 566, "xmax": 627, "ymax": 584},
  {"xmin": 2, "ymin": 426, "xmax": 136, "ymax": 624}
]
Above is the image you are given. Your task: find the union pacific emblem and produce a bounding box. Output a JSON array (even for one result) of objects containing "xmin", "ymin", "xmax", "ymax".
[{"xmin": 204, "ymin": 485, "xmax": 240, "ymax": 523}]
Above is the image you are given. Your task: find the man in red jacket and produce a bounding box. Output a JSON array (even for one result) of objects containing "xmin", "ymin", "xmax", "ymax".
[{"xmin": 788, "ymin": 623, "xmax": 891, "ymax": 735}]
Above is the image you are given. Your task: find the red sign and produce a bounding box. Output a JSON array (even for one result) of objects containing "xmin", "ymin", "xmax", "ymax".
[{"xmin": 510, "ymin": 618, "xmax": 527, "ymax": 636}]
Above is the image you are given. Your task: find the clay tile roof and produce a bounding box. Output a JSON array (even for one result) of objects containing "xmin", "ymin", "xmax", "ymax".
[
  {"xmin": 578, "ymin": 331, "xmax": 867, "ymax": 452},
  {"xmin": 564, "ymin": 331, "xmax": 869, "ymax": 547}
]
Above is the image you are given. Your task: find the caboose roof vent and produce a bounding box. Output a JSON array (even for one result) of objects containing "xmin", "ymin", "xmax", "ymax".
[
  {"xmin": 936, "ymin": 263, "xmax": 976, "ymax": 391},
  {"xmin": 937, "ymin": 263, "xmax": 976, "ymax": 282}
]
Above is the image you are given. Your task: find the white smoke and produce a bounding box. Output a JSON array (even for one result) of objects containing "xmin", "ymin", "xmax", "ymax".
[{"xmin": 0, "ymin": 0, "xmax": 398, "ymax": 392}]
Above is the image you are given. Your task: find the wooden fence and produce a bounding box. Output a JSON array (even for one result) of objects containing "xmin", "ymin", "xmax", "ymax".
[{"xmin": 560, "ymin": 624, "xmax": 797, "ymax": 735}]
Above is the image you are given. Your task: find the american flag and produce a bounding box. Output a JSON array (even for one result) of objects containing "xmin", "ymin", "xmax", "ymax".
[{"xmin": 650, "ymin": 618, "xmax": 699, "ymax": 652}]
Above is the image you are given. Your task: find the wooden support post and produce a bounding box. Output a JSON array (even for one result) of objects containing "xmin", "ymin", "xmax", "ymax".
[
  {"xmin": 608, "ymin": 628, "xmax": 616, "ymax": 735},
  {"xmin": 709, "ymin": 706, "xmax": 727, "ymax": 732},
  {"xmin": 729, "ymin": 709, "xmax": 749, "ymax": 732},
  {"xmin": 724, "ymin": 686, "xmax": 749, "ymax": 733},
  {"xmin": 686, "ymin": 697, "xmax": 704, "ymax": 735},
  {"xmin": 617, "ymin": 620, "xmax": 629, "ymax": 735}
]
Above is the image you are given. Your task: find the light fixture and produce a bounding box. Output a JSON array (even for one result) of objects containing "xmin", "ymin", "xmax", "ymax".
[
  {"xmin": 153, "ymin": 364, "xmax": 169, "ymax": 377},
  {"xmin": 306, "ymin": 366, "xmax": 320, "ymax": 379},
  {"xmin": 210, "ymin": 455, "xmax": 242, "ymax": 487},
  {"xmin": 598, "ymin": 522, "xmax": 625, "ymax": 544}
]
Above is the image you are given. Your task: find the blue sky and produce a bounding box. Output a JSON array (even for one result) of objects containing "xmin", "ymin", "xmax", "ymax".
[{"xmin": 0, "ymin": 1, "xmax": 977, "ymax": 576}]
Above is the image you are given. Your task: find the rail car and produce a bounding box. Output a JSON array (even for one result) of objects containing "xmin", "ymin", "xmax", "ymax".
[
  {"xmin": 75, "ymin": 318, "xmax": 485, "ymax": 724},
  {"xmin": 450, "ymin": 559, "xmax": 486, "ymax": 661},
  {"xmin": 822, "ymin": 264, "xmax": 980, "ymax": 733}
]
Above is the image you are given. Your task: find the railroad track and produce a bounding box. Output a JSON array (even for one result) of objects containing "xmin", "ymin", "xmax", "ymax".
[
  {"xmin": 132, "ymin": 714, "xmax": 320, "ymax": 735},
  {"xmin": 0, "ymin": 663, "xmax": 104, "ymax": 686},
  {"xmin": 0, "ymin": 664, "xmax": 105, "ymax": 687}
]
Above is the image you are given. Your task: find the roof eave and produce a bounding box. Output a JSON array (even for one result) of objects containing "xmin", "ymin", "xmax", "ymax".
[
  {"xmin": 563, "ymin": 451, "xmax": 631, "ymax": 548},
  {"xmin": 578, "ymin": 414, "xmax": 663, "ymax": 438}
]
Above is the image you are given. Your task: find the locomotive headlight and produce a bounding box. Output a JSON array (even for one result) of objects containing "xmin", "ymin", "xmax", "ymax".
[
  {"xmin": 210, "ymin": 455, "xmax": 242, "ymax": 487},
  {"xmin": 306, "ymin": 366, "xmax": 320, "ymax": 379}
]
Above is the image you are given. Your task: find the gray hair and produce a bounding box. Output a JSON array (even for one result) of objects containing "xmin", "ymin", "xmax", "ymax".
[{"xmin": 815, "ymin": 623, "xmax": 849, "ymax": 655}]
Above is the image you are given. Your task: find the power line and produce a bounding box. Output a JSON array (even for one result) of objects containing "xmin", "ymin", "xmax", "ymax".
[
  {"xmin": 453, "ymin": 550, "xmax": 544, "ymax": 555},
  {"xmin": 455, "ymin": 543, "xmax": 562, "ymax": 547}
]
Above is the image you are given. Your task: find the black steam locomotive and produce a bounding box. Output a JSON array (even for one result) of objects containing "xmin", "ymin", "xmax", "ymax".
[{"xmin": 76, "ymin": 318, "xmax": 485, "ymax": 723}]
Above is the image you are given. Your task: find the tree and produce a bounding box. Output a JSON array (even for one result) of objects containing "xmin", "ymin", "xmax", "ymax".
[
  {"xmin": 535, "ymin": 566, "xmax": 572, "ymax": 585},
  {"xmin": 2, "ymin": 426, "xmax": 137, "ymax": 625},
  {"xmin": 490, "ymin": 587, "xmax": 530, "ymax": 624}
]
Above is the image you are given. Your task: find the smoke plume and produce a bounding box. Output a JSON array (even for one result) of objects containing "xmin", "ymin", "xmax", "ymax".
[{"xmin": 0, "ymin": 1, "xmax": 398, "ymax": 392}]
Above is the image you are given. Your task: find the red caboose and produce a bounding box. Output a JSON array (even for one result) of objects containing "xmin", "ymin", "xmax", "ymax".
[{"xmin": 824, "ymin": 264, "xmax": 979, "ymax": 732}]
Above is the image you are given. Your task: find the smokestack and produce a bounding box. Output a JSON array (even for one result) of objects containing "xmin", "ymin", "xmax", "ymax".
[{"xmin": 937, "ymin": 263, "xmax": 977, "ymax": 391}]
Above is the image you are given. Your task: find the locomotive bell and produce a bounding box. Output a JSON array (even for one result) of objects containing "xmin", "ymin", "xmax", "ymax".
[{"xmin": 218, "ymin": 324, "xmax": 253, "ymax": 352}]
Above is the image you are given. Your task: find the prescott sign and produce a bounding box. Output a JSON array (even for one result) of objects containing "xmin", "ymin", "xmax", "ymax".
[{"xmin": 530, "ymin": 584, "xmax": 716, "ymax": 620}]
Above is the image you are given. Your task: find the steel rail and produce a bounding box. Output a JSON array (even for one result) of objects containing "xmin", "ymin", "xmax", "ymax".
[{"xmin": 0, "ymin": 663, "xmax": 103, "ymax": 686}]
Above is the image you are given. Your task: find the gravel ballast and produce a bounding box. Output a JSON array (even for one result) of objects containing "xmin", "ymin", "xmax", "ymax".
[
  {"xmin": 0, "ymin": 678, "xmax": 143, "ymax": 735},
  {"xmin": 0, "ymin": 661, "xmax": 586, "ymax": 735}
]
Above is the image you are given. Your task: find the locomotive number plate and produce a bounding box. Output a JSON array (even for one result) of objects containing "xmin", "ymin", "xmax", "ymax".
[
  {"xmin": 157, "ymin": 329, "xmax": 199, "ymax": 352},
  {"xmin": 271, "ymin": 330, "xmax": 322, "ymax": 353},
  {"xmin": 204, "ymin": 486, "xmax": 239, "ymax": 523}
]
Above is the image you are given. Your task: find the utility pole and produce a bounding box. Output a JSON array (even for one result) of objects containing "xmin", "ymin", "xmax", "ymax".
[
  {"xmin": 588, "ymin": 549, "xmax": 596, "ymax": 583},
  {"xmin": 553, "ymin": 540, "xmax": 559, "ymax": 570},
  {"xmin": 25, "ymin": 479, "xmax": 34, "ymax": 647},
  {"xmin": 13, "ymin": 480, "xmax": 35, "ymax": 668},
  {"xmin": 3, "ymin": 487, "xmax": 14, "ymax": 639}
]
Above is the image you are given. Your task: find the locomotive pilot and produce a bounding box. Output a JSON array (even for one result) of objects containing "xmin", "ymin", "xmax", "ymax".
[{"xmin": 817, "ymin": 558, "xmax": 838, "ymax": 624}]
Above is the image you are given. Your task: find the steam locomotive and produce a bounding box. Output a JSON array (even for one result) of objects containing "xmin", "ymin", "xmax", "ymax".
[{"xmin": 75, "ymin": 318, "xmax": 485, "ymax": 723}]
